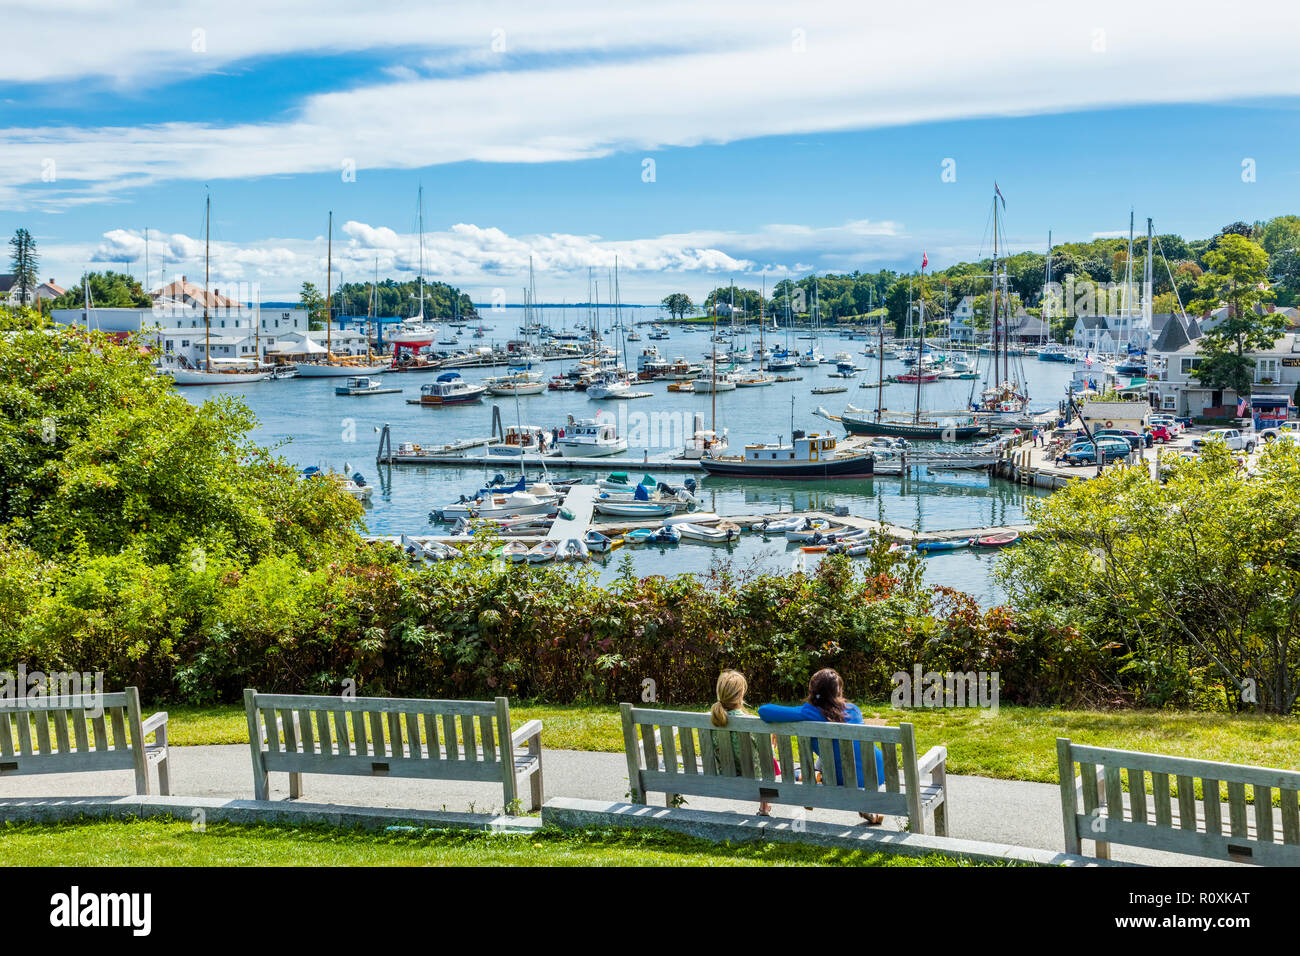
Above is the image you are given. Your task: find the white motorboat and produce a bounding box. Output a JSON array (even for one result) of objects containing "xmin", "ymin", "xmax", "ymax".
[
  {"xmin": 586, "ymin": 371, "xmax": 636, "ymax": 400},
  {"xmin": 559, "ymin": 419, "xmax": 628, "ymax": 457},
  {"xmin": 434, "ymin": 486, "xmax": 560, "ymax": 521},
  {"xmin": 675, "ymin": 521, "xmax": 741, "ymax": 543},
  {"xmin": 335, "ymin": 376, "xmax": 401, "ymax": 396},
  {"xmin": 419, "ymin": 372, "xmax": 488, "ymax": 405}
]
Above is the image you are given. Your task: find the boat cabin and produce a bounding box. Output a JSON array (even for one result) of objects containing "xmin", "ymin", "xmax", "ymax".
[{"xmin": 743, "ymin": 431, "xmax": 838, "ymax": 462}]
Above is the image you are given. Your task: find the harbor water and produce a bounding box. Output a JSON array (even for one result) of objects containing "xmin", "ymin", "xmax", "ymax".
[{"xmin": 179, "ymin": 315, "xmax": 1083, "ymax": 604}]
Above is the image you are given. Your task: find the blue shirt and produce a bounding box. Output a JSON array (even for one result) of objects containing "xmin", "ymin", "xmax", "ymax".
[{"xmin": 756, "ymin": 701, "xmax": 885, "ymax": 789}]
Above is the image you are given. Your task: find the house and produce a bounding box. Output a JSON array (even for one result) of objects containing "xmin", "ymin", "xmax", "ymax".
[
  {"xmin": 1006, "ymin": 313, "xmax": 1049, "ymax": 343},
  {"xmin": 1152, "ymin": 320, "xmax": 1300, "ymax": 419},
  {"xmin": 949, "ymin": 296, "xmax": 979, "ymax": 344},
  {"xmin": 0, "ymin": 275, "xmax": 65, "ymax": 306}
]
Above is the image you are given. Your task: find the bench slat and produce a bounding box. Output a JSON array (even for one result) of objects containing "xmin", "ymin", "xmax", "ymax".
[
  {"xmin": 316, "ymin": 711, "xmax": 333, "ymax": 757},
  {"xmin": 1281, "ymin": 789, "xmax": 1300, "ymax": 845},
  {"xmin": 109, "ymin": 708, "xmax": 127, "ymax": 754},
  {"xmin": 628, "ymin": 707, "xmax": 904, "ymax": 741},
  {"xmin": 1176, "ymin": 774, "xmax": 1197, "ymax": 832},
  {"xmin": 1152, "ymin": 772, "xmax": 1172, "ymax": 827},
  {"xmin": 298, "ymin": 708, "xmax": 314, "ymax": 754},
  {"xmin": 53, "ymin": 709, "xmax": 71, "ymax": 754},
  {"xmin": 1227, "ymin": 781, "xmax": 1249, "ymax": 838},
  {"xmin": 406, "ymin": 713, "xmax": 421, "ymax": 760},
  {"xmin": 352, "ymin": 711, "xmax": 368, "ymax": 757},
  {"xmin": 698, "ymin": 724, "xmax": 716, "ymax": 776},
  {"xmin": 425, "ymin": 713, "xmax": 440, "ymax": 760},
  {"xmin": 776, "ymin": 734, "xmax": 794, "ymax": 785},
  {"xmin": 388, "ymin": 712, "xmax": 404, "ymax": 760},
  {"xmin": 333, "ymin": 710, "xmax": 350, "ymax": 756},
  {"xmin": 441, "ymin": 714, "xmax": 457, "ymax": 761},
  {"xmin": 369, "ymin": 712, "xmax": 385, "ymax": 758},
  {"xmin": 282, "ymin": 709, "xmax": 300, "ymax": 754},
  {"xmin": 263, "ymin": 751, "xmax": 506, "ymax": 782},
  {"xmin": 0, "ymin": 714, "xmax": 13, "ymax": 757},
  {"xmin": 796, "ymin": 736, "xmax": 816, "ymax": 789},
  {"xmin": 839, "ymin": 734, "xmax": 858, "ymax": 790},
  {"xmin": 1126, "ymin": 768, "xmax": 1146, "ymax": 824},
  {"xmin": 1103, "ymin": 765, "xmax": 1123, "ymax": 819},
  {"xmin": 90, "ymin": 711, "xmax": 107, "ymax": 754},
  {"xmin": 1203, "ymin": 779, "xmax": 1222, "ymax": 836},
  {"xmin": 1254, "ymin": 785, "xmax": 1274, "ymax": 844},
  {"xmin": 72, "ymin": 709, "xmax": 89, "ymax": 753},
  {"xmin": 34, "ymin": 711, "xmax": 51, "ymax": 755},
  {"xmin": 679, "ymin": 725, "xmax": 698, "ymax": 775},
  {"xmin": 713, "ymin": 727, "xmax": 733, "ymax": 776},
  {"xmin": 460, "ymin": 715, "xmax": 476, "ymax": 761},
  {"xmin": 736, "ymin": 731, "xmax": 752, "ymax": 779},
  {"xmin": 881, "ymin": 742, "xmax": 900, "ymax": 793},
  {"xmin": 661, "ymin": 725, "xmax": 678, "ymax": 776}
]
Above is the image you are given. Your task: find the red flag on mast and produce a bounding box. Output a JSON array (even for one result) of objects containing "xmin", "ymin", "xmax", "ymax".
[{"xmin": 921, "ymin": 251, "xmax": 928, "ymax": 270}]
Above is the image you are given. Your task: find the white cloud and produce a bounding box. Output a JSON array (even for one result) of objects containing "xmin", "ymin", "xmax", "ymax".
[{"xmin": 4, "ymin": 1, "xmax": 1300, "ymax": 210}]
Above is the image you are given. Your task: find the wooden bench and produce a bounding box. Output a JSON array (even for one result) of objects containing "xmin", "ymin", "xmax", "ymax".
[
  {"xmin": 244, "ymin": 691, "xmax": 544, "ymax": 811},
  {"xmin": 1057, "ymin": 738, "xmax": 1300, "ymax": 865},
  {"xmin": 620, "ymin": 704, "xmax": 948, "ymax": 835},
  {"xmin": 0, "ymin": 687, "xmax": 169, "ymax": 795}
]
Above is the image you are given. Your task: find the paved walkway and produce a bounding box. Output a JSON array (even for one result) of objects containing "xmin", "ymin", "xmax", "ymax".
[{"xmin": 0, "ymin": 744, "xmax": 1229, "ymax": 866}]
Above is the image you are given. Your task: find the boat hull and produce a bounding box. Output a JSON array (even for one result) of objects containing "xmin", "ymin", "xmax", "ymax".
[
  {"xmin": 840, "ymin": 416, "xmax": 982, "ymax": 441},
  {"xmin": 295, "ymin": 362, "xmax": 391, "ymax": 378},
  {"xmin": 165, "ymin": 369, "xmax": 271, "ymax": 385},
  {"xmin": 560, "ymin": 439, "xmax": 628, "ymax": 458},
  {"xmin": 698, "ymin": 455, "xmax": 874, "ymax": 479}
]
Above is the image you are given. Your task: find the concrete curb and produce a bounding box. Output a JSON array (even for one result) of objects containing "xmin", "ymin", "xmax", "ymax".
[
  {"xmin": 541, "ymin": 797, "xmax": 1132, "ymax": 867},
  {"xmin": 0, "ymin": 796, "xmax": 541, "ymax": 832}
]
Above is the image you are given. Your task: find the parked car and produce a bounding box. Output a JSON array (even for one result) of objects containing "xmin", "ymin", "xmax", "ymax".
[
  {"xmin": 1059, "ymin": 438, "xmax": 1132, "ymax": 466},
  {"xmin": 1148, "ymin": 425, "xmax": 1174, "ymax": 443},
  {"xmin": 1094, "ymin": 428, "xmax": 1145, "ymax": 450},
  {"xmin": 1148, "ymin": 415, "xmax": 1182, "ymax": 437},
  {"xmin": 1191, "ymin": 428, "xmax": 1256, "ymax": 453},
  {"xmin": 1260, "ymin": 421, "xmax": 1300, "ymax": 442}
]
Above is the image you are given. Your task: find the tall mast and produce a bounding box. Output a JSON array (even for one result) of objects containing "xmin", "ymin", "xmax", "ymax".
[
  {"xmin": 1143, "ymin": 217, "xmax": 1154, "ymax": 336},
  {"xmin": 417, "ymin": 186, "xmax": 425, "ymax": 321},
  {"xmin": 711, "ymin": 296, "xmax": 718, "ymax": 432},
  {"xmin": 875, "ymin": 287, "xmax": 884, "ymax": 421},
  {"xmin": 203, "ymin": 192, "xmax": 211, "ymax": 372},
  {"xmin": 1044, "ymin": 230, "xmax": 1052, "ymax": 346},
  {"xmin": 759, "ymin": 276, "xmax": 765, "ymax": 371},
  {"xmin": 992, "ymin": 187, "xmax": 1000, "ymax": 386},
  {"xmin": 915, "ymin": 260, "xmax": 925, "ymax": 425},
  {"xmin": 326, "ymin": 210, "xmax": 333, "ymax": 357},
  {"xmin": 367, "ymin": 257, "xmax": 375, "ymax": 364}
]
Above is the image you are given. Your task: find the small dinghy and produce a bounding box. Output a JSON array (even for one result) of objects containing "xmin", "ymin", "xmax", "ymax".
[
  {"xmin": 624, "ymin": 528, "xmax": 655, "ymax": 546},
  {"xmin": 584, "ymin": 530, "xmax": 614, "ymax": 553},
  {"xmin": 750, "ymin": 515, "xmax": 804, "ymax": 534},
  {"xmin": 527, "ymin": 539, "xmax": 559, "ymax": 563},
  {"xmin": 785, "ymin": 519, "xmax": 844, "ymax": 542},
  {"xmin": 914, "ymin": 538, "xmax": 975, "ymax": 553},
  {"xmin": 650, "ymin": 525, "xmax": 682, "ymax": 544},
  {"xmin": 676, "ymin": 522, "xmax": 731, "ymax": 543},
  {"xmin": 425, "ymin": 541, "xmax": 461, "ymax": 561},
  {"xmin": 974, "ymin": 531, "xmax": 1021, "ymax": 548},
  {"xmin": 593, "ymin": 500, "xmax": 677, "ymax": 518},
  {"xmin": 562, "ymin": 537, "xmax": 590, "ymax": 562},
  {"xmin": 829, "ymin": 541, "xmax": 870, "ymax": 556},
  {"xmin": 502, "ymin": 541, "xmax": 531, "ymax": 563}
]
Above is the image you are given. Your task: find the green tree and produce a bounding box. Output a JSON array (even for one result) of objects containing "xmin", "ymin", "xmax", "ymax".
[
  {"xmin": 50, "ymin": 271, "xmax": 150, "ymax": 309},
  {"xmin": 8, "ymin": 229, "xmax": 39, "ymax": 307},
  {"xmin": 660, "ymin": 292, "xmax": 695, "ymax": 320},
  {"xmin": 1189, "ymin": 235, "xmax": 1283, "ymax": 395},
  {"xmin": 299, "ymin": 281, "xmax": 326, "ymax": 329},
  {"xmin": 998, "ymin": 444, "xmax": 1300, "ymax": 713}
]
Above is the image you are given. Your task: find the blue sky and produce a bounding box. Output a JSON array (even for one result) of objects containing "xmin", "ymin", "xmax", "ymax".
[{"xmin": 4, "ymin": 1, "xmax": 1299, "ymax": 304}]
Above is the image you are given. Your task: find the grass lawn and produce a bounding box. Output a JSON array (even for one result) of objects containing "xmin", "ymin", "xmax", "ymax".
[
  {"xmin": 0, "ymin": 817, "xmax": 986, "ymax": 867},
  {"xmin": 159, "ymin": 701, "xmax": 1300, "ymax": 784}
]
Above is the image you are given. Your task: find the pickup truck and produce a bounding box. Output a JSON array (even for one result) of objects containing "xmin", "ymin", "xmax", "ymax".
[
  {"xmin": 1191, "ymin": 428, "xmax": 1256, "ymax": 453},
  {"xmin": 1260, "ymin": 421, "xmax": 1300, "ymax": 442}
]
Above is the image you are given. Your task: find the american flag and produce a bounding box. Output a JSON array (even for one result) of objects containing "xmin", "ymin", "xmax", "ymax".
[
  {"xmin": 994, "ymin": 183, "xmax": 1006, "ymax": 208},
  {"xmin": 1237, "ymin": 397, "xmax": 1249, "ymax": 416}
]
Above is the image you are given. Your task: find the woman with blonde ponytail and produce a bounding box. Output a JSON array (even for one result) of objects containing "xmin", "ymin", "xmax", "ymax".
[{"xmin": 709, "ymin": 669, "xmax": 771, "ymax": 815}]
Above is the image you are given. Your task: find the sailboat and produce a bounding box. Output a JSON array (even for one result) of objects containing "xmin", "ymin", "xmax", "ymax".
[
  {"xmin": 736, "ymin": 278, "xmax": 775, "ymax": 387},
  {"xmin": 837, "ymin": 252, "xmax": 981, "ymax": 440},
  {"xmin": 165, "ymin": 193, "xmax": 271, "ymax": 386},
  {"xmin": 970, "ymin": 184, "xmax": 1030, "ymax": 420},
  {"xmin": 296, "ymin": 211, "xmax": 390, "ymax": 378}
]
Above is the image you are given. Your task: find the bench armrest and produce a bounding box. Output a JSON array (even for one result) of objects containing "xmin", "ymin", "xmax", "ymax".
[
  {"xmin": 511, "ymin": 720, "xmax": 543, "ymax": 748},
  {"xmin": 141, "ymin": 711, "xmax": 169, "ymax": 737},
  {"xmin": 917, "ymin": 745, "xmax": 947, "ymax": 776}
]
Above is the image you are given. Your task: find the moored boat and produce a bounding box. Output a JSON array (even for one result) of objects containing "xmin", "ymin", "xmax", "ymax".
[{"xmin": 698, "ymin": 431, "xmax": 874, "ymax": 479}]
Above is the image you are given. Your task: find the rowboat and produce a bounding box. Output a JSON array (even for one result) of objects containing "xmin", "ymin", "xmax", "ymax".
[
  {"xmin": 584, "ymin": 530, "xmax": 614, "ymax": 553},
  {"xmin": 527, "ymin": 539, "xmax": 559, "ymax": 563},
  {"xmin": 593, "ymin": 501, "xmax": 677, "ymax": 518},
  {"xmin": 650, "ymin": 525, "xmax": 682, "ymax": 544},
  {"xmin": 914, "ymin": 538, "xmax": 975, "ymax": 553},
  {"xmin": 975, "ymin": 531, "xmax": 1021, "ymax": 548},
  {"xmin": 624, "ymin": 528, "xmax": 655, "ymax": 545},
  {"xmin": 502, "ymin": 541, "xmax": 531, "ymax": 563},
  {"xmin": 750, "ymin": 516, "xmax": 805, "ymax": 534},
  {"xmin": 676, "ymin": 522, "xmax": 739, "ymax": 543}
]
